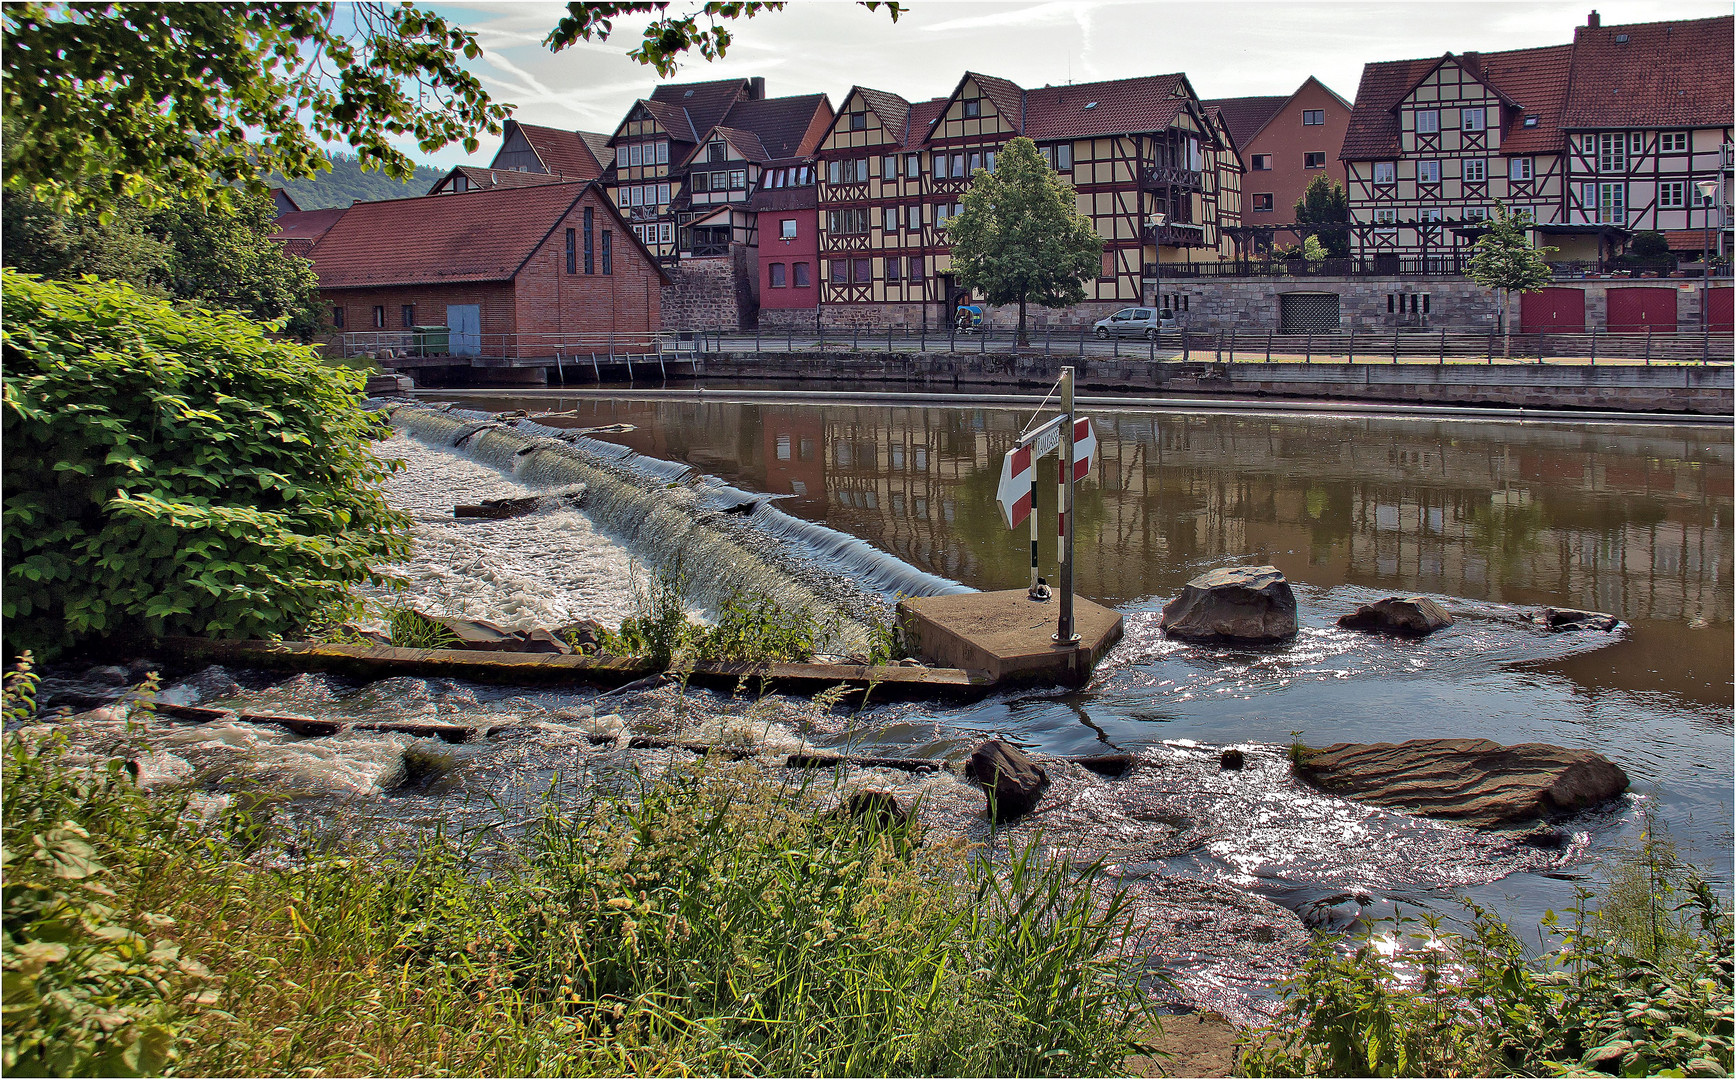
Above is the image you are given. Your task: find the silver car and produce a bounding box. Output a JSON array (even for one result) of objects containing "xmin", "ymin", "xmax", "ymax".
[{"xmin": 1093, "ymin": 307, "xmax": 1179, "ymax": 339}]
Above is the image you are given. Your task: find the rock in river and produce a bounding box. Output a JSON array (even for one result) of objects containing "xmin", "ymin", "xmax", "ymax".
[
  {"xmin": 963, "ymin": 739, "xmax": 1049, "ymax": 822},
  {"xmin": 1533, "ymin": 607, "xmax": 1621, "ymax": 633},
  {"xmin": 1336, "ymin": 596, "xmax": 1453, "ymax": 636},
  {"xmin": 1292, "ymin": 738, "xmax": 1629, "ymax": 830},
  {"xmin": 1159, "ymin": 566, "xmax": 1298, "ymax": 644}
]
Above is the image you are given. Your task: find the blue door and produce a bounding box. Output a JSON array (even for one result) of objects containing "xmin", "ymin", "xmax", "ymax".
[{"xmin": 446, "ymin": 304, "xmax": 481, "ymax": 356}]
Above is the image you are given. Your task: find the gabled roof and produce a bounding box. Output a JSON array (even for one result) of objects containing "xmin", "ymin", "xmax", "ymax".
[
  {"xmin": 578, "ymin": 131, "xmax": 613, "ymax": 166},
  {"xmin": 1480, "ymin": 44, "xmax": 1573, "ymax": 154},
  {"xmin": 926, "ymin": 71, "xmax": 1026, "ymax": 141},
  {"xmin": 1402, "ymin": 53, "xmax": 1523, "ymax": 113},
  {"xmin": 307, "ymin": 182, "xmax": 669, "ymax": 289},
  {"xmin": 269, "ymin": 187, "xmax": 301, "ymax": 214},
  {"xmin": 902, "ymin": 99, "xmax": 948, "ymax": 149},
  {"xmin": 649, "ymin": 78, "xmax": 752, "ymax": 142},
  {"xmin": 1560, "ymin": 15, "xmax": 1733, "ymax": 129},
  {"xmin": 1199, "ymin": 95, "xmax": 1287, "ymax": 148},
  {"xmin": 1024, "ymin": 73, "xmax": 1198, "ymax": 141},
  {"xmin": 719, "ymin": 94, "xmax": 832, "ymax": 158},
  {"xmin": 1339, "ymin": 56, "xmax": 1439, "ymax": 159},
  {"xmin": 855, "ymin": 86, "xmax": 912, "ymax": 137},
  {"xmin": 631, "ymin": 99, "xmax": 699, "ymax": 144},
  {"xmin": 270, "ymin": 206, "xmax": 347, "ymax": 257},
  {"xmin": 705, "ymin": 126, "xmax": 771, "ymax": 163},
  {"xmin": 428, "ymin": 165, "xmax": 568, "ymax": 196},
  {"xmin": 508, "ymin": 120, "xmax": 605, "ymax": 179}
]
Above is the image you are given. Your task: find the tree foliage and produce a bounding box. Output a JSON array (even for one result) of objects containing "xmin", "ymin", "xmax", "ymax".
[
  {"xmin": 1, "ymin": 2, "xmax": 508, "ymax": 216},
  {"xmin": 1293, "ymin": 175, "xmax": 1351, "ymax": 258},
  {"xmin": 1466, "ymin": 203, "xmax": 1556, "ymax": 346},
  {"xmin": 947, "ymin": 137, "xmax": 1103, "ymax": 344},
  {"xmin": 1, "ymin": 272, "xmax": 410, "ymax": 657},
  {"xmin": 3, "ymin": 188, "xmax": 325, "ymax": 341},
  {"xmin": 545, "ymin": 1, "xmax": 903, "ymax": 77}
]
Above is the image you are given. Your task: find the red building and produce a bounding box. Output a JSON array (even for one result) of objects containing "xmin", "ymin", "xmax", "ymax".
[
  {"xmin": 748, "ymin": 159, "xmax": 821, "ymax": 328},
  {"xmin": 1205, "ymin": 77, "xmax": 1352, "ymax": 243},
  {"xmin": 306, "ymin": 181, "xmax": 669, "ymax": 366}
]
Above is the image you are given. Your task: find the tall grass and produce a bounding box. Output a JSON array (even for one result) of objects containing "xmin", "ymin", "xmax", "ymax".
[{"xmin": 2, "ymin": 655, "xmax": 1152, "ymax": 1076}]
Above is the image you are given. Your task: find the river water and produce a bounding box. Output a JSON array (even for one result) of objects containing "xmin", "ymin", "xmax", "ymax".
[{"xmin": 41, "ymin": 393, "xmax": 1733, "ymax": 1021}]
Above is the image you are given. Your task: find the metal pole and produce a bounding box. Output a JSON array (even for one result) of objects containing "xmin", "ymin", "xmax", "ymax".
[
  {"xmin": 1028, "ymin": 465, "xmax": 1041, "ymax": 599},
  {"xmin": 1057, "ymin": 367, "xmax": 1079, "ymax": 645}
]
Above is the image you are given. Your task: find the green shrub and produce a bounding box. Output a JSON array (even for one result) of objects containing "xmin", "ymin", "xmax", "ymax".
[{"xmin": 1, "ymin": 271, "xmax": 411, "ymax": 656}]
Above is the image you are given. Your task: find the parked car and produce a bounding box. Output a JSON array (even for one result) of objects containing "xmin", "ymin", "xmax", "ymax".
[{"xmin": 1093, "ymin": 307, "xmax": 1179, "ymax": 339}]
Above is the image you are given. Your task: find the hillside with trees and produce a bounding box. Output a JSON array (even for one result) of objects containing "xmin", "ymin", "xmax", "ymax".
[{"xmin": 270, "ymin": 150, "xmax": 447, "ymax": 209}]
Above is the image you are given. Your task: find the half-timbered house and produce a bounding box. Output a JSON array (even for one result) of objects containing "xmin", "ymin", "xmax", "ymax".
[
  {"xmin": 814, "ymin": 71, "xmax": 1244, "ymax": 329},
  {"xmin": 1341, "ymin": 13, "xmax": 1731, "ymax": 267}
]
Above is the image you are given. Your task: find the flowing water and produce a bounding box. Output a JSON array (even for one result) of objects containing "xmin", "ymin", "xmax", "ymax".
[{"xmin": 34, "ymin": 393, "xmax": 1733, "ymax": 1021}]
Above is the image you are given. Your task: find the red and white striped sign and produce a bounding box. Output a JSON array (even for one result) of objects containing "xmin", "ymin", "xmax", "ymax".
[{"xmin": 996, "ymin": 417, "xmax": 1096, "ymax": 530}]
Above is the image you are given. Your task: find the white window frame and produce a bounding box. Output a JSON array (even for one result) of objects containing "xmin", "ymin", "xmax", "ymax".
[
  {"xmin": 1509, "ymin": 157, "xmax": 1533, "ymax": 181},
  {"xmin": 1373, "ymin": 208, "xmax": 1398, "ymax": 224},
  {"xmin": 1461, "ymin": 106, "xmax": 1486, "ymax": 131},
  {"xmin": 659, "ymin": 222, "xmax": 673, "ymax": 244},
  {"xmin": 1463, "ymin": 206, "xmax": 1489, "ymax": 221},
  {"xmin": 1417, "ymin": 160, "xmax": 1440, "ymax": 184},
  {"xmin": 615, "ymin": 146, "xmax": 629, "ymax": 168},
  {"xmin": 1373, "ymin": 161, "xmax": 1396, "ymax": 184},
  {"xmin": 780, "ymin": 218, "xmax": 797, "ymax": 239},
  {"xmin": 1598, "ymin": 132, "xmax": 1627, "ymax": 174},
  {"xmin": 1463, "ymin": 158, "xmax": 1487, "ymax": 183},
  {"xmin": 1597, "ymin": 181, "xmax": 1626, "ymax": 225},
  {"xmin": 1660, "ymin": 132, "xmax": 1688, "ymax": 153},
  {"xmin": 656, "ymin": 142, "xmax": 669, "ymax": 164},
  {"xmin": 1659, "ymin": 180, "xmax": 1686, "ymax": 209},
  {"xmin": 1415, "ymin": 109, "xmax": 1439, "ymax": 134},
  {"xmin": 657, "ymin": 182, "xmax": 670, "ymax": 204}
]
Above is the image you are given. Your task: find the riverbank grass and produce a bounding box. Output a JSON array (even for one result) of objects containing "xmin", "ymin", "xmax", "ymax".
[{"xmin": 2, "ymin": 659, "xmax": 1150, "ymax": 1077}]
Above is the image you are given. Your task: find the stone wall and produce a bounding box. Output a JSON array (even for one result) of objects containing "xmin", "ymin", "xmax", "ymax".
[
  {"xmin": 817, "ymin": 299, "xmax": 1133, "ymax": 332},
  {"xmin": 661, "ymin": 250, "xmax": 755, "ymax": 330},
  {"xmin": 758, "ymin": 307, "xmax": 819, "ymax": 331}
]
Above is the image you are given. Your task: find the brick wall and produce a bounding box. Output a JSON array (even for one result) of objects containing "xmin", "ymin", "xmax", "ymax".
[
  {"xmin": 515, "ymin": 187, "xmax": 664, "ymax": 343},
  {"xmin": 326, "ymin": 283, "xmax": 516, "ymax": 353}
]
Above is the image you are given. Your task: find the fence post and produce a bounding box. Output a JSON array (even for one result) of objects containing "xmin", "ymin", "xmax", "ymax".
[
  {"xmin": 1392, "ymin": 326, "xmax": 1400, "ymax": 363},
  {"xmin": 853, "ymin": 327, "xmax": 859, "ymax": 350},
  {"xmin": 888, "ymin": 326, "xmax": 893, "ymax": 353},
  {"xmin": 1704, "ymin": 330, "xmax": 1711, "ymax": 365},
  {"xmin": 980, "ymin": 327, "xmax": 987, "ymax": 354},
  {"xmin": 1114, "ymin": 333, "xmax": 1120, "ymax": 359},
  {"xmin": 1589, "ymin": 329, "xmax": 1597, "ymax": 366},
  {"xmin": 1228, "ymin": 329, "xmax": 1235, "ymax": 363},
  {"xmin": 1305, "ymin": 331, "xmax": 1312, "ymax": 363},
  {"xmin": 1440, "ymin": 328, "xmax": 1447, "ymax": 365},
  {"xmin": 1150, "ymin": 336, "xmax": 1155, "ymax": 363},
  {"xmin": 1644, "ymin": 327, "xmax": 1652, "ymax": 365},
  {"xmin": 1046, "ymin": 326, "xmax": 1052, "ymax": 357},
  {"xmin": 1347, "ymin": 330, "xmax": 1355, "ymax": 364},
  {"xmin": 1215, "ymin": 330, "xmax": 1223, "ymax": 363},
  {"xmin": 1183, "ymin": 331, "xmax": 1190, "ymax": 362},
  {"xmin": 1079, "ymin": 325, "xmax": 1085, "ymax": 357},
  {"xmin": 1266, "ymin": 330, "xmax": 1273, "ymax": 362},
  {"xmin": 1488, "ymin": 332, "xmax": 1495, "ymax": 364},
  {"xmin": 756, "ymin": 327, "xmax": 761, "ymax": 353},
  {"xmin": 950, "ymin": 326, "xmax": 956, "ymax": 353}
]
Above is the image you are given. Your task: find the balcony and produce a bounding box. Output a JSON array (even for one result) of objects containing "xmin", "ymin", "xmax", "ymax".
[
  {"xmin": 1147, "ymin": 220, "xmax": 1207, "ymax": 247},
  {"xmin": 1141, "ymin": 164, "xmax": 1204, "ymax": 191},
  {"xmin": 626, "ymin": 206, "xmax": 662, "ymax": 223}
]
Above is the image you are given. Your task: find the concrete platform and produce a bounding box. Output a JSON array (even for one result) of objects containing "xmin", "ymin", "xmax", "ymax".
[{"xmin": 897, "ymin": 590, "xmax": 1123, "ymax": 687}]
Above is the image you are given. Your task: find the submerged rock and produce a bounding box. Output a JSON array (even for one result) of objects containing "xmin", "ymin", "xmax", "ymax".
[
  {"xmin": 1533, "ymin": 607, "xmax": 1621, "ymax": 633},
  {"xmin": 1159, "ymin": 566, "xmax": 1298, "ymax": 644},
  {"xmin": 427, "ymin": 615, "xmax": 573, "ymax": 655},
  {"xmin": 963, "ymin": 739, "xmax": 1049, "ymax": 822},
  {"xmin": 1336, "ymin": 596, "xmax": 1453, "ymax": 636},
  {"xmin": 1292, "ymin": 738, "xmax": 1628, "ymax": 829}
]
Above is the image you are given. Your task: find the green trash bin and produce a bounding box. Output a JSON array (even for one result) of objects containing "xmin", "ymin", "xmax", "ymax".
[{"xmin": 411, "ymin": 325, "xmax": 450, "ymax": 356}]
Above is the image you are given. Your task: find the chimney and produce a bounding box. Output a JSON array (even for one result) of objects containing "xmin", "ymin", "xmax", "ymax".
[
  {"xmin": 1587, "ymin": 9, "xmax": 1600, "ymax": 27},
  {"xmin": 748, "ymin": 77, "xmax": 766, "ymax": 100}
]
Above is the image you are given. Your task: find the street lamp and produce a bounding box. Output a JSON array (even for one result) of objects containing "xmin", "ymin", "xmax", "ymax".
[
  {"xmin": 1150, "ymin": 212, "xmax": 1167, "ymax": 321},
  {"xmin": 1698, "ymin": 179, "xmax": 1720, "ymax": 330}
]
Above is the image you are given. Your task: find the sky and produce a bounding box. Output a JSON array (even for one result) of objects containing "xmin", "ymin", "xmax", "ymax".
[{"xmin": 415, "ymin": 0, "xmax": 1735, "ymax": 167}]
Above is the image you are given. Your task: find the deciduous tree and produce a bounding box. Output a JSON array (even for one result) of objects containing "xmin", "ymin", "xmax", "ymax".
[
  {"xmin": 947, "ymin": 137, "xmax": 1103, "ymax": 346},
  {"xmin": 1466, "ymin": 203, "xmax": 1555, "ymax": 357},
  {"xmin": 1293, "ymin": 174, "xmax": 1351, "ymax": 258}
]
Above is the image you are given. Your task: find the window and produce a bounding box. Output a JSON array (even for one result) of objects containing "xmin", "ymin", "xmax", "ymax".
[
  {"xmin": 566, "ymin": 228, "xmax": 576, "ymax": 273},
  {"xmin": 963, "ymin": 97, "xmax": 981, "ymax": 118},
  {"xmin": 769, "ymin": 263, "xmax": 786, "ymax": 288},
  {"xmin": 780, "ymin": 218, "xmax": 797, "ymax": 239},
  {"xmin": 708, "ymin": 141, "xmax": 726, "ymax": 162},
  {"xmin": 1055, "ymin": 143, "xmax": 1071, "ymax": 170},
  {"xmin": 332, "ymin": 306, "xmax": 344, "ymax": 329},
  {"xmin": 792, "ymin": 262, "xmax": 810, "ymax": 287},
  {"xmin": 1304, "ymin": 151, "xmax": 1326, "ymax": 169},
  {"xmin": 930, "ymin": 152, "xmax": 948, "ymax": 179},
  {"xmin": 848, "ymin": 111, "xmax": 866, "ymax": 130},
  {"xmin": 616, "ymin": 146, "xmax": 629, "ymax": 168},
  {"xmin": 883, "ymin": 207, "xmax": 899, "ymax": 232},
  {"xmin": 827, "ymin": 208, "xmax": 869, "ymax": 234},
  {"xmin": 728, "ymin": 169, "xmax": 745, "ymax": 189},
  {"xmin": 656, "ymin": 142, "xmax": 669, "ymax": 164},
  {"xmin": 691, "ymin": 172, "xmax": 710, "ymax": 193},
  {"xmin": 907, "ymin": 204, "xmax": 921, "ymax": 228},
  {"xmin": 1251, "ymin": 153, "xmax": 1271, "ymax": 170},
  {"xmin": 886, "ymin": 256, "xmax": 901, "ymax": 282},
  {"xmin": 1422, "ymin": 207, "xmax": 1444, "ymax": 222},
  {"xmin": 657, "ymin": 182, "xmax": 670, "ymax": 204},
  {"xmin": 1417, "ymin": 159, "xmax": 1440, "ymax": 183},
  {"xmin": 906, "ymin": 153, "xmax": 920, "ymax": 178},
  {"xmin": 1373, "ymin": 161, "xmax": 1396, "ymax": 184},
  {"xmin": 1252, "ymin": 193, "xmax": 1274, "ymax": 211},
  {"xmin": 1373, "ymin": 208, "xmax": 1398, "ymax": 236},
  {"xmin": 1597, "ymin": 182, "xmax": 1626, "ymax": 224},
  {"xmin": 1523, "ymin": 115, "xmax": 1539, "ymax": 127},
  {"xmin": 1463, "ymin": 206, "xmax": 1488, "ymax": 221},
  {"xmin": 1463, "ymin": 158, "xmax": 1486, "ymax": 183},
  {"xmin": 1099, "ymin": 251, "xmax": 1115, "ymax": 279},
  {"xmin": 373, "ymin": 305, "xmax": 385, "ymax": 328},
  {"xmin": 1416, "ymin": 109, "xmax": 1439, "ymax": 134},
  {"xmin": 601, "ymin": 230, "xmax": 612, "ymax": 274},
  {"xmin": 1660, "ymin": 132, "xmax": 1688, "ymax": 153},
  {"xmin": 659, "ymin": 222, "xmax": 672, "ymax": 244},
  {"xmin": 883, "ymin": 155, "xmax": 897, "ymax": 180},
  {"xmin": 828, "ymin": 159, "xmax": 868, "ymax": 184},
  {"xmin": 1461, "ymin": 106, "xmax": 1485, "ymax": 130},
  {"xmin": 584, "ymin": 207, "xmax": 594, "ymax": 274},
  {"xmin": 908, "ymin": 256, "xmax": 923, "ymax": 280},
  {"xmin": 1302, "ymin": 109, "xmax": 1325, "ymax": 126},
  {"xmin": 1598, "ymin": 132, "xmax": 1627, "ymax": 173},
  {"xmin": 1659, "ymin": 180, "xmax": 1687, "ymax": 208},
  {"xmin": 628, "ymin": 144, "xmax": 642, "ymax": 167},
  {"xmin": 1509, "ymin": 157, "xmax": 1533, "ymax": 181},
  {"xmin": 853, "ymin": 258, "xmax": 871, "ymax": 283},
  {"xmin": 951, "ymin": 152, "xmax": 965, "ymax": 177}
]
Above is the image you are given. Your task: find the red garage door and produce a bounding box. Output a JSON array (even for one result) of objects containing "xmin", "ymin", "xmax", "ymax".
[
  {"xmin": 1606, "ymin": 288, "xmax": 1678, "ymax": 331},
  {"xmin": 1520, "ymin": 288, "xmax": 1586, "ymax": 332},
  {"xmin": 1710, "ymin": 287, "xmax": 1733, "ymax": 332}
]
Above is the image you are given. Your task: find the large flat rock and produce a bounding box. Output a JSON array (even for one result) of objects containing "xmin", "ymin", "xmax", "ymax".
[
  {"xmin": 897, "ymin": 589, "xmax": 1122, "ymax": 687},
  {"xmin": 1292, "ymin": 738, "xmax": 1628, "ymax": 830}
]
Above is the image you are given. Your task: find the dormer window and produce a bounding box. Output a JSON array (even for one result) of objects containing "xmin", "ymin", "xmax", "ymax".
[
  {"xmin": 708, "ymin": 141, "xmax": 726, "ymax": 163},
  {"xmin": 962, "ymin": 98, "xmax": 981, "ymax": 118}
]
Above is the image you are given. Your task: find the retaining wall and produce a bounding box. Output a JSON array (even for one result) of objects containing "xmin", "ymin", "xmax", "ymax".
[{"xmin": 692, "ymin": 352, "xmax": 1734, "ymax": 414}]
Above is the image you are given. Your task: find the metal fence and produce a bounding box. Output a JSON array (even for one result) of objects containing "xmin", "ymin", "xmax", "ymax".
[{"xmin": 1148, "ymin": 257, "xmax": 1733, "ymax": 281}]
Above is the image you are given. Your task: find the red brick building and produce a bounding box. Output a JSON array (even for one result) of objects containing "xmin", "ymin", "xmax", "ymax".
[
  {"xmin": 748, "ymin": 161, "xmax": 822, "ymax": 328},
  {"xmin": 1205, "ymin": 77, "xmax": 1352, "ymax": 241},
  {"xmin": 306, "ymin": 181, "xmax": 669, "ymax": 359}
]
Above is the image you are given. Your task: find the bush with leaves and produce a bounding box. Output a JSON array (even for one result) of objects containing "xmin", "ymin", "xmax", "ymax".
[{"xmin": 2, "ymin": 271, "xmax": 410, "ymax": 656}]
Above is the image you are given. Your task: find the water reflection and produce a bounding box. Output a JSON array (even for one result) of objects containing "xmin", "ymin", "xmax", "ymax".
[{"xmin": 474, "ymin": 396, "xmax": 1732, "ymax": 706}]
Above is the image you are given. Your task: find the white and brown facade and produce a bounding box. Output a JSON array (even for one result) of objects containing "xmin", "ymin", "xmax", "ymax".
[
  {"xmin": 814, "ymin": 71, "xmax": 1245, "ymax": 328},
  {"xmin": 1341, "ymin": 13, "xmax": 1732, "ymax": 266}
]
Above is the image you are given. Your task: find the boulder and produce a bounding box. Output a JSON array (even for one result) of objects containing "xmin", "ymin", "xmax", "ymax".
[
  {"xmin": 1159, "ymin": 566, "xmax": 1298, "ymax": 644},
  {"xmin": 1336, "ymin": 597, "xmax": 1453, "ymax": 636},
  {"xmin": 1292, "ymin": 738, "xmax": 1629, "ymax": 829},
  {"xmin": 1219, "ymin": 748, "xmax": 1245, "ymax": 771},
  {"xmin": 426, "ymin": 615, "xmax": 571, "ymax": 655},
  {"xmin": 1534, "ymin": 607, "xmax": 1620, "ymax": 633},
  {"xmin": 553, "ymin": 618, "xmax": 608, "ymax": 655},
  {"xmin": 840, "ymin": 790, "xmax": 908, "ymax": 830},
  {"xmin": 962, "ymin": 739, "xmax": 1049, "ymax": 822}
]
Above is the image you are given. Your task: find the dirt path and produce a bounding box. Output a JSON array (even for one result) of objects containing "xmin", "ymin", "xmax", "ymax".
[{"xmin": 1125, "ymin": 1011, "xmax": 1244, "ymax": 1078}]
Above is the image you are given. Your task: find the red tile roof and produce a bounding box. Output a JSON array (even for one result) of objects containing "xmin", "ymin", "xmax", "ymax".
[
  {"xmin": 902, "ymin": 99, "xmax": 948, "ymax": 149},
  {"xmin": 428, "ymin": 165, "xmax": 567, "ymax": 195},
  {"xmin": 270, "ymin": 206, "xmax": 347, "ymax": 257},
  {"xmin": 1481, "ymin": 44, "xmax": 1573, "ymax": 154},
  {"xmin": 1663, "ymin": 229, "xmax": 1715, "ymax": 252},
  {"xmin": 512, "ymin": 122, "xmax": 604, "ymax": 179},
  {"xmin": 1200, "ymin": 95, "xmax": 1288, "ymax": 147},
  {"xmin": 650, "ymin": 78, "xmax": 751, "ymax": 143},
  {"xmin": 720, "ymin": 94, "xmax": 832, "ymax": 158},
  {"xmin": 746, "ymin": 186, "xmax": 817, "ymax": 213},
  {"xmin": 967, "ymin": 72, "xmax": 1025, "ymax": 131},
  {"xmin": 1024, "ymin": 74, "xmax": 1192, "ymax": 141},
  {"xmin": 1340, "ymin": 56, "xmax": 1441, "ymax": 159},
  {"xmin": 307, "ymin": 182, "xmax": 668, "ymax": 289},
  {"xmin": 855, "ymin": 86, "xmax": 912, "ymax": 139},
  {"xmin": 637, "ymin": 99, "xmax": 698, "ymax": 144},
  {"xmin": 708, "ymin": 126, "xmax": 771, "ymax": 163},
  {"xmin": 1561, "ymin": 15, "xmax": 1733, "ymax": 128}
]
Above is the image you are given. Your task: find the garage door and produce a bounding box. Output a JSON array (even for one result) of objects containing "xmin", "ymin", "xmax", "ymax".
[
  {"xmin": 1519, "ymin": 288, "xmax": 1585, "ymax": 333},
  {"xmin": 1606, "ymin": 288, "xmax": 1677, "ymax": 332},
  {"xmin": 1709, "ymin": 288, "xmax": 1733, "ymax": 332},
  {"xmin": 1280, "ymin": 293, "xmax": 1341, "ymax": 332}
]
